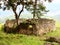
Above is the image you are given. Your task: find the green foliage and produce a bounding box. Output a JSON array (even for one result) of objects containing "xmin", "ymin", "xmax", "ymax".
[
  {"xmin": 45, "ymin": 0, "xmax": 52, "ymax": 2},
  {"xmin": 9, "ymin": 0, "xmax": 17, "ymax": 3},
  {"xmin": 25, "ymin": 0, "xmax": 48, "ymax": 19}
]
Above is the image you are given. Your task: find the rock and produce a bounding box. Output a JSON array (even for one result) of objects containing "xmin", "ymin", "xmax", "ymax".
[
  {"xmin": 4, "ymin": 19, "xmax": 56, "ymax": 35},
  {"xmin": 44, "ymin": 42, "xmax": 54, "ymax": 45},
  {"xmin": 45, "ymin": 37, "xmax": 60, "ymax": 43}
]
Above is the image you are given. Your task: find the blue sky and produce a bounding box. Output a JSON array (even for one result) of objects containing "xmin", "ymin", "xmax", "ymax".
[
  {"xmin": 0, "ymin": 0, "xmax": 60, "ymax": 19},
  {"xmin": 44, "ymin": 0, "xmax": 60, "ymax": 16}
]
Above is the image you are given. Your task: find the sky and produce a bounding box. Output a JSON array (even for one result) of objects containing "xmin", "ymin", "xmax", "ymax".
[
  {"xmin": 0, "ymin": 0, "xmax": 60, "ymax": 19},
  {"xmin": 44, "ymin": 0, "xmax": 60, "ymax": 16}
]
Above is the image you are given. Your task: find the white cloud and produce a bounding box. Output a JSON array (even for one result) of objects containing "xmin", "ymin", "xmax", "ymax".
[
  {"xmin": 44, "ymin": 0, "xmax": 60, "ymax": 5},
  {"xmin": 52, "ymin": 0, "xmax": 60, "ymax": 3},
  {"xmin": 47, "ymin": 10, "xmax": 60, "ymax": 16}
]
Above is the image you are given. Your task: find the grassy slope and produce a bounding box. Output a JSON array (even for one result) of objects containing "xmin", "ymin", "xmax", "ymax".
[
  {"xmin": 0, "ymin": 23, "xmax": 60, "ymax": 45},
  {"xmin": 56, "ymin": 21, "xmax": 60, "ymax": 27}
]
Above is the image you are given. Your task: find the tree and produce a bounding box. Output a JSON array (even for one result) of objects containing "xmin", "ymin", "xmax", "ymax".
[
  {"xmin": 25, "ymin": 0, "xmax": 52, "ymax": 19},
  {"xmin": 0, "ymin": 0, "xmax": 23, "ymax": 25},
  {"xmin": 0, "ymin": 0, "xmax": 52, "ymax": 25},
  {"xmin": 0, "ymin": 0, "xmax": 34, "ymax": 25}
]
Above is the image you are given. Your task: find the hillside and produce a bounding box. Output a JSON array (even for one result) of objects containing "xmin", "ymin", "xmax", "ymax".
[
  {"xmin": 52, "ymin": 15, "xmax": 60, "ymax": 22},
  {"xmin": 56, "ymin": 21, "xmax": 60, "ymax": 27},
  {"xmin": 51, "ymin": 15, "xmax": 60, "ymax": 27}
]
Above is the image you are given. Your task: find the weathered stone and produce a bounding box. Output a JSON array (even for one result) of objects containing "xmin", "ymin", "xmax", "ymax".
[
  {"xmin": 44, "ymin": 42, "xmax": 54, "ymax": 45},
  {"xmin": 45, "ymin": 37, "xmax": 60, "ymax": 43},
  {"xmin": 4, "ymin": 18, "xmax": 56, "ymax": 35}
]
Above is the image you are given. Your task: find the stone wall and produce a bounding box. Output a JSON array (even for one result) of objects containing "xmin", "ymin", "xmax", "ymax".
[{"xmin": 4, "ymin": 19, "xmax": 56, "ymax": 35}]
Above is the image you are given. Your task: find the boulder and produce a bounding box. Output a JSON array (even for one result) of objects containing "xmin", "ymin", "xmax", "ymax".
[
  {"xmin": 44, "ymin": 42, "xmax": 54, "ymax": 45},
  {"xmin": 45, "ymin": 37, "xmax": 60, "ymax": 43},
  {"xmin": 4, "ymin": 19, "xmax": 56, "ymax": 35}
]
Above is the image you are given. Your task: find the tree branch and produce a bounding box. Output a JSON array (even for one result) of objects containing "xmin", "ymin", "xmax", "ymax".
[
  {"xmin": 18, "ymin": 4, "xmax": 24, "ymax": 18},
  {"xmin": 11, "ymin": 4, "xmax": 19, "ymax": 25},
  {"xmin": 33, "ymin": 0, "xmax": 37, "ymax": 19}
]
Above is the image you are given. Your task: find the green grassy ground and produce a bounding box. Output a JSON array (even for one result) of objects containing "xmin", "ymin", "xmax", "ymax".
[
  {"xmin": 56, "ymin": 21, "xmax": 60, "ymax": 27},
  {"xmin": 0, "ymin": 23, "xmax": 60, "ymax": 45}
]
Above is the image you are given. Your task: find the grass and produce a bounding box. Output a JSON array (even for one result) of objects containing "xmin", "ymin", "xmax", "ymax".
[
  {"xmin": 0, "ymin": 23, "xmax": 60, "ymax": 45},
  {"xmin": 0, "ymin": 31, "xmax": 45, "ymax": 45},
  {"xmin": 0, "ymin": 24, "xmax": 45, "ymax": 45},
  {"xmin": 55, "ymin": 21, "xmax": 60, "ymax": 27}
]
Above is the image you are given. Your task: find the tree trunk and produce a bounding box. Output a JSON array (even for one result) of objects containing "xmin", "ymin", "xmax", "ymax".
[
  {"xmin": 33, "ymin": 0, "xmax": 37, "ymax": 19},
  {"xmin": 12, "ymin": 6, "xmax": 19, "ymax": 25},
  {"xmin": 11, "ymin": 2, "xmax": 24, "ymax": 26},
  {"xmin": 15, "ymin": 14, "xmax": 19, "ymax": 25}
]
